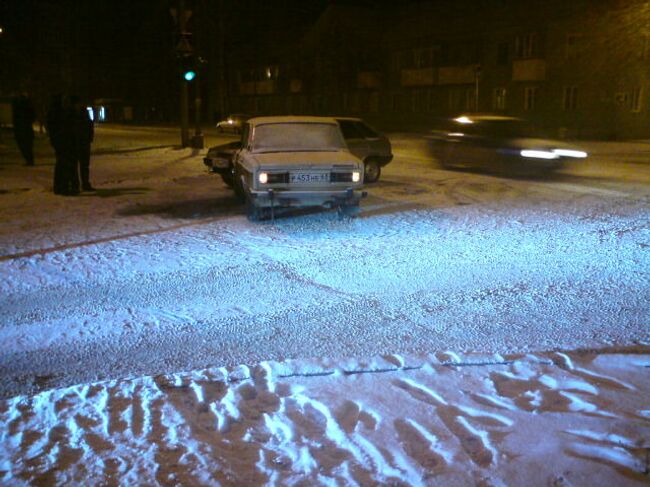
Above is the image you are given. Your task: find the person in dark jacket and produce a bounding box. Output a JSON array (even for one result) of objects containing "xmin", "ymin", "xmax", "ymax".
[
  {"xmin": 71, "ymin": 96, "xmax": 95, "ymax": 191},
  {"xmin": 47, "ymin": 95, "xmax": 80, "ymax": 195},
  {"xmin": 11, "ymin": 93, "xmax": 36, "ymax": 166}
]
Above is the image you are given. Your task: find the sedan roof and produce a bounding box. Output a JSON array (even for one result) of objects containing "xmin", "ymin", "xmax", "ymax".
[{"xmin": 247, "ymin": 116, "xmax": 339, "ymax": 126}]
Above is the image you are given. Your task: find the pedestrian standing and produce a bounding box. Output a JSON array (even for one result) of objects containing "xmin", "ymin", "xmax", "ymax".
[
  {"xmin": 47, "ymin": 95, "xmax": 79, "ymax": 195},
  {"xmin": 11, "ymin": 92, "xmax": 36, "ymax": 166},
  {"xmin": 72, "ymin": 96, "xmax": 95, "ymax": 191}
]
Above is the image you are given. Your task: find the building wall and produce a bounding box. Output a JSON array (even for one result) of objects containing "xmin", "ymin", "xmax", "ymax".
[{"xmin": 220, "ymin": 0, "xmax": 650, "ymax": 139}]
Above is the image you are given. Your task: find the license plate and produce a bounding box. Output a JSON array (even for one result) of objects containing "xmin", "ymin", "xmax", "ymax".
[{"xmin": 289, "ymin": 172, "xmax": 330, "ymax": 183}]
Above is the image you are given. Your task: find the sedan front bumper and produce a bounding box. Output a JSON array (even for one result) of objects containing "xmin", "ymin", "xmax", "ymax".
[{"xmin": 247, "ymin": 188, "xmax": 367, "ymax": 208}]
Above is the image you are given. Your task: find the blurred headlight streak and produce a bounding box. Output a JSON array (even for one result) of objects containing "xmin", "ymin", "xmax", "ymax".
[
  {"xmin": 454, "ymin": 116, "xmax": 474, "ymax": 124},
  {"xmin": 553, "ymin": 149, "xmax": 587, "ymax": 158},
  {"xmin": 520, "ymin": 150, "xmax": 560, "ymax": 159}
]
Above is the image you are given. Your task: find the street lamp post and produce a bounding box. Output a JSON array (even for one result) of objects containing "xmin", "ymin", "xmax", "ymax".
[
  {"xmin": 192, "ymin": 57, "xmax": 205, "ymax": 149},
  {"xmin": 176, "ymin": 0, "xmax": 191, "ymax": 147},
  {"xmin": 474, "ymin": 64, "xmax": 482, "ymax": 112}
]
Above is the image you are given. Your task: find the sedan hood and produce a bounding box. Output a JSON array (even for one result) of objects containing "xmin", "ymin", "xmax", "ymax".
[{"xmin": 249, "ymin": 151, "xmax": 362, "ymax": 170}]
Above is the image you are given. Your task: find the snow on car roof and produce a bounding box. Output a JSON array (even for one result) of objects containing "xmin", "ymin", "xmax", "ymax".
[{"xmin": 247, "ymin": 116, "xmax": 339, "ymax": 126}]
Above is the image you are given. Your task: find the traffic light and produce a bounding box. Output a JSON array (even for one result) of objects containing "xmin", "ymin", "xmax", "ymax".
[
  {"xmin": 180, "ymin": 55, "xmax": 196, "ymax": 82},
  {"xmin": 184, "ymin": 69, "xmax": 196, "ymax": 82}
]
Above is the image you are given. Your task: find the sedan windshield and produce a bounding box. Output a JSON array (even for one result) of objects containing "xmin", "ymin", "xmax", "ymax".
[{"xmin": 251, "ymin": 123, "xmax": 347, "ymax": 153}]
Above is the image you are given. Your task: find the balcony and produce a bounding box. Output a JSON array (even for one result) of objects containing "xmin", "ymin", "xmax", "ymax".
[
  {"xmin": 238, "ymin": 80, "xmax": 277, "ymax": 96},
  {"xmin": 512, "ymin": 59, "xmax": 546, "ymax": 81},
  {"xmin": 400, "ymin": 68, "xmax": 436, "ymax": 87},
  {"xmin": 357, "ymin": 71, "xmax": 382, "ymax": 89},
  {"xmin": 438, "ymin": 65, "xmax": 478, "ymax": 85}
]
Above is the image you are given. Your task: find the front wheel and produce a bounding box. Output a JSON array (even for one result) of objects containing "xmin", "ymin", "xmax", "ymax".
[
  {"xmin": 245, "ymin": 196, "xmax": 264, "ymax": 221},
  {"xmin": 220, "ymin": 165, "xmax": 235, "ymax": 188},
  {"xmin": 364, "ymin": 159, "xmax": 381, "ymax": 183},
  {"xmin": 337, "ymin": 202, "xmax": 360, "ymax": 219},
  {"xmin": 233, "ymin": 170, "xmax": 246, "ymax": 203}
]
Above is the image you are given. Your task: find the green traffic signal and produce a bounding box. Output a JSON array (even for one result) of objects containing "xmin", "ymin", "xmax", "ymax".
[{"xmin": 184, "ymin": 70, "xmax": 196, "ymax": 81}]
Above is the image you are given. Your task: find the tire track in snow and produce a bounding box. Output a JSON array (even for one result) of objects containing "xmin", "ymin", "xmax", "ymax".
[{"xmin": 0, "ymin": 216, "xmax": 234, "ymax": 262}]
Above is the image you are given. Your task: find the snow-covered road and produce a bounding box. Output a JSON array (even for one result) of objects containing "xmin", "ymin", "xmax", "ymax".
[{"xmin": 0, "ymin": 127, "xmax": 648, "ymax": 398}]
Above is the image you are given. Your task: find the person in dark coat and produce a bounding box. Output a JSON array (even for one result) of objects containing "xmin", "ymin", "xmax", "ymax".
[
  {"xmin": 71, "ymin": 96, "xmax": 95, "ymax": 191},
  {"xmin": 11, "ymin": 93, "xmax": 36, "ymax": 166},
  {"xmin": 47, "ymin": 95, "xmax": 80, "ymax": 195}
]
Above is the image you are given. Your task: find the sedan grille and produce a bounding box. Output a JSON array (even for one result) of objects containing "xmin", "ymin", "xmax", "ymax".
[
  {"xmin": 330, "ymin": 172, "xmax": 355, "ymax": 183},
  {"xmin": 267, "ymin": 172, "xmax": 289, "ymax": 184}
]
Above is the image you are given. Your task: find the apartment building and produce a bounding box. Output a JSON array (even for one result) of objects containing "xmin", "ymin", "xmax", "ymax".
[{"xmin": 219, "ymin": 0, "xmax": 649, "ymax": 139}]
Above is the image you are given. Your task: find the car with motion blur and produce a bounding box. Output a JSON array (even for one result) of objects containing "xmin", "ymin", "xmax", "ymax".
[
  {"xmin": 216, "ymin": 113, "xmax": 250, "ymax": 134},
  {"xmin": 427, "ymin": 114, "xmax": 588, "ymax": 176},
  {"xmin": 206, "ymin": 116, "xmax": 367, "ymax": 220},
  {"xmin": 335, "ymin": 117, "xmax": 393, "ymax": 183}
]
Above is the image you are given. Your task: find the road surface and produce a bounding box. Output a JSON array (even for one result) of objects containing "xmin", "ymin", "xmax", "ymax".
[{"xmin": 0, "ymin": 126, "xmax": 648, "ymax": 398}]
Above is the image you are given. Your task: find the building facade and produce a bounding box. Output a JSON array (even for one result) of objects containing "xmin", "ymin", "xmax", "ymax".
[{"xmin": 218, "ymin": 0, "xmax": 650, "ymax": 139}]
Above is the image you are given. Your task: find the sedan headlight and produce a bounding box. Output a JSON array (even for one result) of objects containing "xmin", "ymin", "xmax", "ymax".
[
  {"xmin": 520, "ymin": 150, "xmax": 560, "ymax": 160},
  {"xmin": 258, "ymin": 172, "xmax": 268, "ymax": 184},
  {"xmin": 352, "ymin": 171, "xmax": 361, "ymax": 183},
  {"xmin": 552, "ymin": 149, "xmax": 587, "ymax": 158}
]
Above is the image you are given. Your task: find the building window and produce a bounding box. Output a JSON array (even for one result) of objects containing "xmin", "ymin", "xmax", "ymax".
[
  {"xmin": 631, "ymin": 88, "xmax": 642, "ymax": 112},
  {"xmin": 563, "ymin": 86, "xmax": 578, "ymax": 110},
  {"xmin": 240, "ymin": 69, "xmax": 256, "ymax": 83},
  {"xmin": 442, "ymin": 43, "xmax": 461, "ymax": 66},
  {"xmin": 515, "ymin": 33, "xmax": 539, "ymax": 59},
  {"xmin": 524, "ymin": 86, "xmax": 538, "ymax": 110},
  {"xmin": 428, "ymin": 88, "xmax": 437, "ymax": 111},
  {"xmin": 641, "ymin": 35, "xmax": 650, "ymax": 60},
  {"xmin": 369, "ymin": 92, "xmax": 379, "ymax": 113},
  {"xmin": 391, "ymin": 93, "xmax": 401, "ymax": 112},
  {"xmin": 264, "ymin": 65, "xmax": 279, "ymax": 79},
  {"xmin": 392, "ymin": 52, "xmax": 401, "ymax": 72},
  {"xmin": 414, "ymin": 47, "xmax": 433, "ymax": 68},
  {"xmin": 493, "ymin": 87, "xmax": 507, "ymax": 110},
  {"xmin": 397, "ymin": 50, "xmax": 414, "ymax": 69},
  {"xmin": 497, "ymin": 42, "xmax": 509, "ymax": 65},
  {"xmin": 618, "ymin": 88, "xmax": 644, "ymax": 112},
  {"xmin": 566, "ymin": 34, "xmax": 583, "ymax": 60},
  {"xmin": 412, "ymin": 89, "xmax": 430, "ymax": 112},
  {"xmin": 466, "ymin": 89, "xmax": 476, "ymax": 112},
  {"xmin": 448, "ymin": 88, "xmax": 473, "ymax": 112}
]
